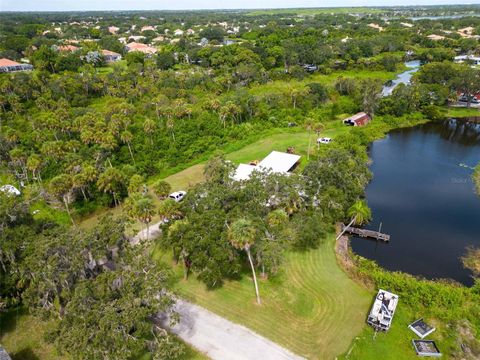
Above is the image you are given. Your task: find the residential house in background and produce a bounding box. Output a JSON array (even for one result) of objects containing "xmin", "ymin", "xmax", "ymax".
[
  {"xmin": 108, "ymin": 26, "xmax": 119, "ymax": 34},
  {"xmin": 0, "ymin": 58, "xmax": 33, "ymax": 73},
  {"xmin": 454, "ymin": 55, "xmax": 480, "ymax": 66},
  {"xmin": 56, "ymin": 44, "xmax": 79, "ymax": 52},
  {"xmin": 101, "ymin": 49, "xmax": 122, "ymax": 62},
  {"xmin": 125, "ymin": 42, "xmax": 157, "ymax": 55}
]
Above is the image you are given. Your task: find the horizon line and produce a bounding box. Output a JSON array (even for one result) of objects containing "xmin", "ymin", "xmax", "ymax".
[{"xmin": 2, "ymin": 3, "xmax": 480, "ymax": 13}]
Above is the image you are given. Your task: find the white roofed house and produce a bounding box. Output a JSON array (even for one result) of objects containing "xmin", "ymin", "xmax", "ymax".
[
  {"xmin": 174, "ymin": 29, "xmax": 184, "ymax": 36},
  {"xmin": 233, "ymin": 151, "xmax": 301, "ymax": 181}
]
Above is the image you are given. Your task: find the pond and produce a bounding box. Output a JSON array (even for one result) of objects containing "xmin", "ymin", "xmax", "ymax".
[
  {"xmin": 382, "ymin": 61, "xmax": 421, "ymax": 97},
  {"xmin": 350, "ymin": 119, "xmax": 480, "ymax": 286}
]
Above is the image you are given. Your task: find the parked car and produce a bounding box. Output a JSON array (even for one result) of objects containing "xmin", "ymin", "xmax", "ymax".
[
  {"xmin": 168, "ymin": 191, "xmax": 186, "ymax": 202},
  {"xmin": 317, "ymin": 137, "xmax": 332, "ymax": 144}
]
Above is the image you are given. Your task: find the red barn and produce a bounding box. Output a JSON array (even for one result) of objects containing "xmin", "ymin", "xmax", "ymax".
[{"xmin": 343, "ymin": 112, "xmax": 371, "ymax": 126}]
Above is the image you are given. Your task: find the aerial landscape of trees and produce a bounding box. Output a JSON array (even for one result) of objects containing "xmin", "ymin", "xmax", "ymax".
[{"xmin": 1, "ymin": 4, "xmax": 480, "ymax": 359}]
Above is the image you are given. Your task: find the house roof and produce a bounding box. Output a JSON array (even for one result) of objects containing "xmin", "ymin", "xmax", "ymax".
[
  {"xmin": 427, "ymin": 34, "xmax": 445, "ymax": 41},
  {"xmin": 258, "ymin": 151, "xmax": 301, "ymax": 173},
  {"xmin": 233, "ymin": 163, "xmax": 256, "ymax": 181},
  {"xmin": 125, "ymin": 42, "xmax": 157, "ymax": 54},
  {"xmin": 58, "ymin": 45, "xmax": 79, "ymax": 52},
  {"xmin": 101, "ymin": 49, "xmax": 120, "ymax": 56},
  {"xmin": 0, "ymin": 58, "xmax": 20, "ymax": 67},
  {"xmin": 348, "ymin": 112, "xmax": 369, "ymax": 121}
]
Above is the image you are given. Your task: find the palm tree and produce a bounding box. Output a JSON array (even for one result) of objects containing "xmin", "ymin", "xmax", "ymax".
[
  {"xmin": 228, "ymin": 219, "xmax": 261, "ymax": 305},
  {"xmin": 135, "ymin": 196, "xmax": 155, "ymax": 241},
  {"xmin": 314, "ymin": 123, "xmax": 325, "ymax": 150},
  {"xmin": 337, "ymin": 200, "xmax": 372, "ymax": 240},
  {"xmin": 153, "ymin": 180, "xmax": 171, "ymax": 200},
  {"xmin": 97, "ymin": 167, "xmax": 125, "ymax": 207},
  {"xmin": 304, "ymin": 118, "xmax": 315, "ymax": 160},
  {"xmin": 48, "ymin": 174, "xmax": 75, "ymax": 225},
  {"xmin": 143, "ymin": 118, "xmax": 156, "ymax": 144},
  {"xmin": 158, "ymin": 199, "xmax": 182, "ymax": 222},
  {"xmin": 120, "ymin": 130, "xmax": 135, "ymax": 164}
]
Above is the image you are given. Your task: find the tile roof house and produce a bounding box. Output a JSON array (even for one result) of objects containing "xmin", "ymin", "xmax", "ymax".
[
  {"xmin": 141, "ymin": 25, "xmax": 156, "ymax": 32},
  {"xmin": 57, "ymin": 44, "xmax": 79, "ymax": 52},
  {"xmin": 0, "ymin": 58, "xmax": 33, "ymax": 73},
  {"xmin": 101, "ymin": 49, "xmax": 122, "ymax": 62},
  {"xmin": 125, "ymin": 42, "xmax": 157, "ymax": 55},
  {"xmin": 108, "ymin": 26, "xmax": 119, "ymax": 34}
]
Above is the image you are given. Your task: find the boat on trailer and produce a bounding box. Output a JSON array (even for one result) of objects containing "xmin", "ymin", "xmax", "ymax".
[{"xmin": 367, "ymin": 289, "xmax": 399, "ymax": 331}]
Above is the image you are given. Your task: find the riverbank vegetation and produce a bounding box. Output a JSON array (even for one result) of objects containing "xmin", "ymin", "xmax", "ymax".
[{"xmin": 473, "ymin": 163, "xmax": 480, "ymax": 194}]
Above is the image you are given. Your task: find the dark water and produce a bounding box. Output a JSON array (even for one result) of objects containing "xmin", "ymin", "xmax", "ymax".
[{"xmin": 351, "ymin": 119, "xmax": 480, "ymax": 286}]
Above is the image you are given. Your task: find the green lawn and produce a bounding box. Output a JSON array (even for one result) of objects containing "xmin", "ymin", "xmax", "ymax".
[
  {"xmin": 339, "ymin": 306, "xmax": 454, "ymax": 360},
  {"xmin": 0, "ymin": 308, "xmax": 66, "ymax": 360},
  {"xmin": 445, "ymin": 106, "xmax": 480, "ymax": 118},
  {"xmin": 163, "ymin": 234, "xmax": 372, "ymax": 360}
]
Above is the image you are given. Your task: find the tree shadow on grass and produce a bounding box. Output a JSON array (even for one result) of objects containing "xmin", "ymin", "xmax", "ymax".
[
  {"xmin": 0, "ymin": 307, "xmax": 29, "ymax": 335},
  {"xmin": 11, "ymin": 347, "xmax": 40, "ymax": 360}
]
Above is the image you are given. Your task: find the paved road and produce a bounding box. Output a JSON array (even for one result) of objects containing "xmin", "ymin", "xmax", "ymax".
[
  {"xmin": 159, "ymin": 299, "xmax": 305, "ymax": 360},
  {"xmin": 134, "ymin": 222, "xmax": 304, "ymax": 360}
]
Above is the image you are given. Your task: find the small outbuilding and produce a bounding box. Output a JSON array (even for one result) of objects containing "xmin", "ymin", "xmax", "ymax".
[
  {"xmin": 343, "ymin": 112, "xmax": 371, "ymax": 126},
  {"xmin": 412, "ymin": 340, "xmax": 442, "ymax": 357},
  {"xmin": 408, "ymin": 318, "xmax": 436, "ymax": 339}
]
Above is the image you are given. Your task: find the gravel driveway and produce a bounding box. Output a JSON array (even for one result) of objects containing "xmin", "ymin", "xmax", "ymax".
[{"xmin": 160, "ymin": 299, "xmax": 305, "ymax": 360}]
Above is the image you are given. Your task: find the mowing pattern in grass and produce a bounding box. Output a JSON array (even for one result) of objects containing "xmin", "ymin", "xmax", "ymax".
[{"xmin": 171, "ymin": 235, "xmax": 371, "ymax": 360}]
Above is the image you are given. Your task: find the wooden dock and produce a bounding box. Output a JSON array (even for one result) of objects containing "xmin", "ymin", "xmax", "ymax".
[{"xmin": 341, "ymin": 224, "xmax": 390, "ymax": 242}]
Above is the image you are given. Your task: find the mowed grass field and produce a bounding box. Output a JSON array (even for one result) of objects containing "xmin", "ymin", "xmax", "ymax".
[{"xmin": 164, "ymin": 234, "xmax": 372, "ymax": 360}]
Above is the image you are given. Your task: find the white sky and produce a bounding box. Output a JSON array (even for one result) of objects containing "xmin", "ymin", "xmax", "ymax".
[{"xmin": 1, "ymin": 0, "xmax": 480, "ymax": 12}]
